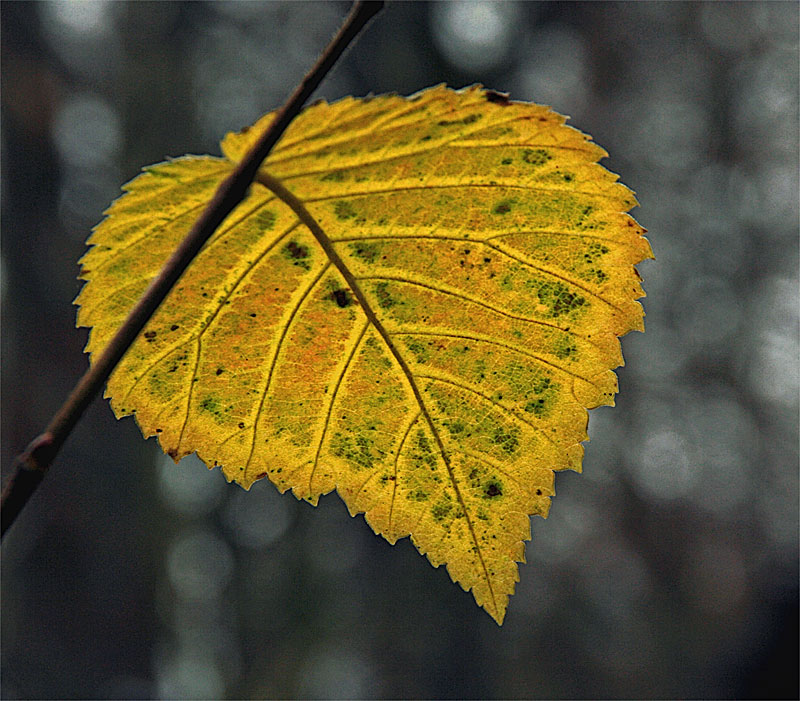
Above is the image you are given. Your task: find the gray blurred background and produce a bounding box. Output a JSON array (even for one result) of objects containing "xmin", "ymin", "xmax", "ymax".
[{"xmin": 1, "ymin": 2, "xmax": 797, "ymax": 699}]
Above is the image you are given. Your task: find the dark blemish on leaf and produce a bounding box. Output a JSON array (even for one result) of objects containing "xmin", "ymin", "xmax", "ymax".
[
  {"xmin": 256, "ymin": 472, "xmax": 268, "ymax": 479},
  {"xmin": 170, "ymin": 325, "xmax": 179, "ymax": 331},
  {"xmin": 167, "ymin": 448, "xmax": 178, "ymax": 459},
  {"xmin": 333, "ymin": 200, "xmax": 357, "ymax": 220},
  {"xmin": 156, "ymin": 428, "xmax": 163, "ymax": 433},
  {"xmin": 485, "ymin": 482, "xmax": 502, "ymax": 498},
  {"xmin": 249, "ymin": 313, "xmax": 257, "ymax": 317},
  {"xmin": 330, "ymin": 288, "xmax": 352, "ymax": 307},
  {"xmin": 216, "ymin": 368, "xmax": 224, "ymax": 376},
  {"xmin": 282, "ymin": 240, "xmax": 311, "ymax": 270},
  {"xmin": 238, "ymin": 422, "xmax": 245, "ymax": 429},
  {"xmin": 536, "ymin": 489, "xmax": 542, "ymax": 496},
  {"xmin": 524, "ymin": 398, "xmax": 547, "ymax": 415},
  {"xmin": 200, "ymin": 396, "xmax": 220, "ymax": 414},
  {"xmin": 500, "ymin": 157, "xmax": 513, "ymax": 165},
  {"xmin": 420, "ymin": 134, "xmax": 432, "ymax": 142},
  {"xmin": 437, "ymin": 113, "xmax": 481, "ymax": 127},
  {"xmin": 350, "ymin": 241, "xmax": 380, "ymax": 263},
  {"xmin": 144, "ymin": 331, "xmax": 157, "ymax": 340},
  {"xmin": 493, "ymin": 199, "xmax": 514, "ymax": 215},
  {"xmin": 522, "ymin": 148, "xmax": 552, "ymax": 166},
  {"xmin": 485, "ymin": 90, "xmax": 510, "ymax": 105},
  {"xmin": 285, "ymin": 240, "xmax": 309, "ymax": 259},
  {"xmin": 554, "ymin": 339, "xmax": 577, "ymax": 359}
]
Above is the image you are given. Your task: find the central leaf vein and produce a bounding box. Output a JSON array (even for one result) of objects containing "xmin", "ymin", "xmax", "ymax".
[{"xmin": 257, "ymin": 171, "xmax": 499, "ymax": 617}]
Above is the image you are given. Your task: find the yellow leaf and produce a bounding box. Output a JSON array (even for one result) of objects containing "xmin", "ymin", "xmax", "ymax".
[{"xmin": 76, "ymin": 85, "xmax": 652, "ymax": 624}]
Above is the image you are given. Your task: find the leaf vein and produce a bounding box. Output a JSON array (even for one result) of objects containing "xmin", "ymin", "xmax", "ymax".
[
  {"xmin": 415, "ymin": 374, "xmax": 557, "ymax": 447},
  {"xmin": 257, "ymin": 172, "xmax": 500, "ymax": 619},
  {"xmin": 243, "ymin": 262, "xmax": 332, "ymax": 479},
  {"xmin": 305, "ymin": 181, "xmax": 617, "ymax": 203},
  {"xmin": 356, "ymin": 274, "xmax": 596, "ymax": 338},
  {"xmin": 390, "ymin": 330, "xmax": 599, "ymax": 387},
  {"xmin": 267, "ymin": 105, "xmax": 527, "ymax": 170},
  {"xmin": 308, "ymin": 320, "xmax": 370, "ymax": 494},
  {"xmin": 120, "ymin": 215, "xmax": 299, "ymax": 409}
]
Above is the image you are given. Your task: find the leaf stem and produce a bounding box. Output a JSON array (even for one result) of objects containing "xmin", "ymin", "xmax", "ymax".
[{"xmin": 1, "ymin": 0, "xmax": 384, "ymax": 540}]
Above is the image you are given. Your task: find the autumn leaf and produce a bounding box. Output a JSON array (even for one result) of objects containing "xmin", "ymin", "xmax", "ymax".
[{"xmin": 76, "ymin": 85, "xmax": 652, "ymax": 624}]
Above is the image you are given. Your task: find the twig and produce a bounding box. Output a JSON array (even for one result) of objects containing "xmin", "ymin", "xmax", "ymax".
[{"xmin": 1, "ymin": 0, "xmax": 384, "ymax": 539}]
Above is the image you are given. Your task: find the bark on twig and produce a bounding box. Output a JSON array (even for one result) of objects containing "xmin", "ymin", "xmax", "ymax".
[{"xmin": 1, "ymin": 1, "xmax": 384, "ymax": 539}]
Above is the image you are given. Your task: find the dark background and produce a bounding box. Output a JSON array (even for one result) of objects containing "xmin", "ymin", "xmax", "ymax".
[{"xmin": 2, "ymin": 2, "xmax": 797, "ymax": 699}]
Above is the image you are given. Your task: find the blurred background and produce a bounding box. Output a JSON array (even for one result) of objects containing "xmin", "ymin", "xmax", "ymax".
[{"xmin": 1, "ymin": 1, "xmax": 797, "ymax": 698}]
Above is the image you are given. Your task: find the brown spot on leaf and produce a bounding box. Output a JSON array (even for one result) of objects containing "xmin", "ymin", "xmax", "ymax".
[
  {"xmin": 329, "ymin": 288, "xmax": 353, "ymax": 308},
  {"xmin": 485, "ymin": 90, "xmax": 510, "ymax": 105},
  {"xmin": 285, "ymin": 240, "xmax": 309, "ymax": 259},
  {"xmin": 485, "ymin": 483, "xmax": 502, "ymax": 497}
]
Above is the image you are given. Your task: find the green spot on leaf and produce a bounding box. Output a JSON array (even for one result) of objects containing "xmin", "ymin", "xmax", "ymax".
[
  {"xmin": 522, "ymin": 148, "xmax": 552, "ymax": 166},
  {"xmin": 493, "ymin": 199, "xmax": 514, "ymax": 215},
  {"xmin": 349, "ymin": 241, "xmax": 381, "ymax": 263},
  {"xmin": 333, "ymin": 200, "xmax": 357, "ymax": 220},
  {"xmin": 374, "ymin": 281, "xmax": 396, "ymax": 310},
  {"xmin": 491, "ymin": 425, "xmax": 520, "ymax": 455}
]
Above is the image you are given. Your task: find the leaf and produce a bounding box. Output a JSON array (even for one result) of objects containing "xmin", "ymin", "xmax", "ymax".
[{"xmin": 76, "ymin": 85, "xmax": 652, "ymax": 624}]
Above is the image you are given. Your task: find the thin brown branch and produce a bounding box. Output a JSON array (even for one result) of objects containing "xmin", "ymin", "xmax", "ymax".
[{"xmin": 1, "ymin": 0, "xmax": 384, "ymax": 539}]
